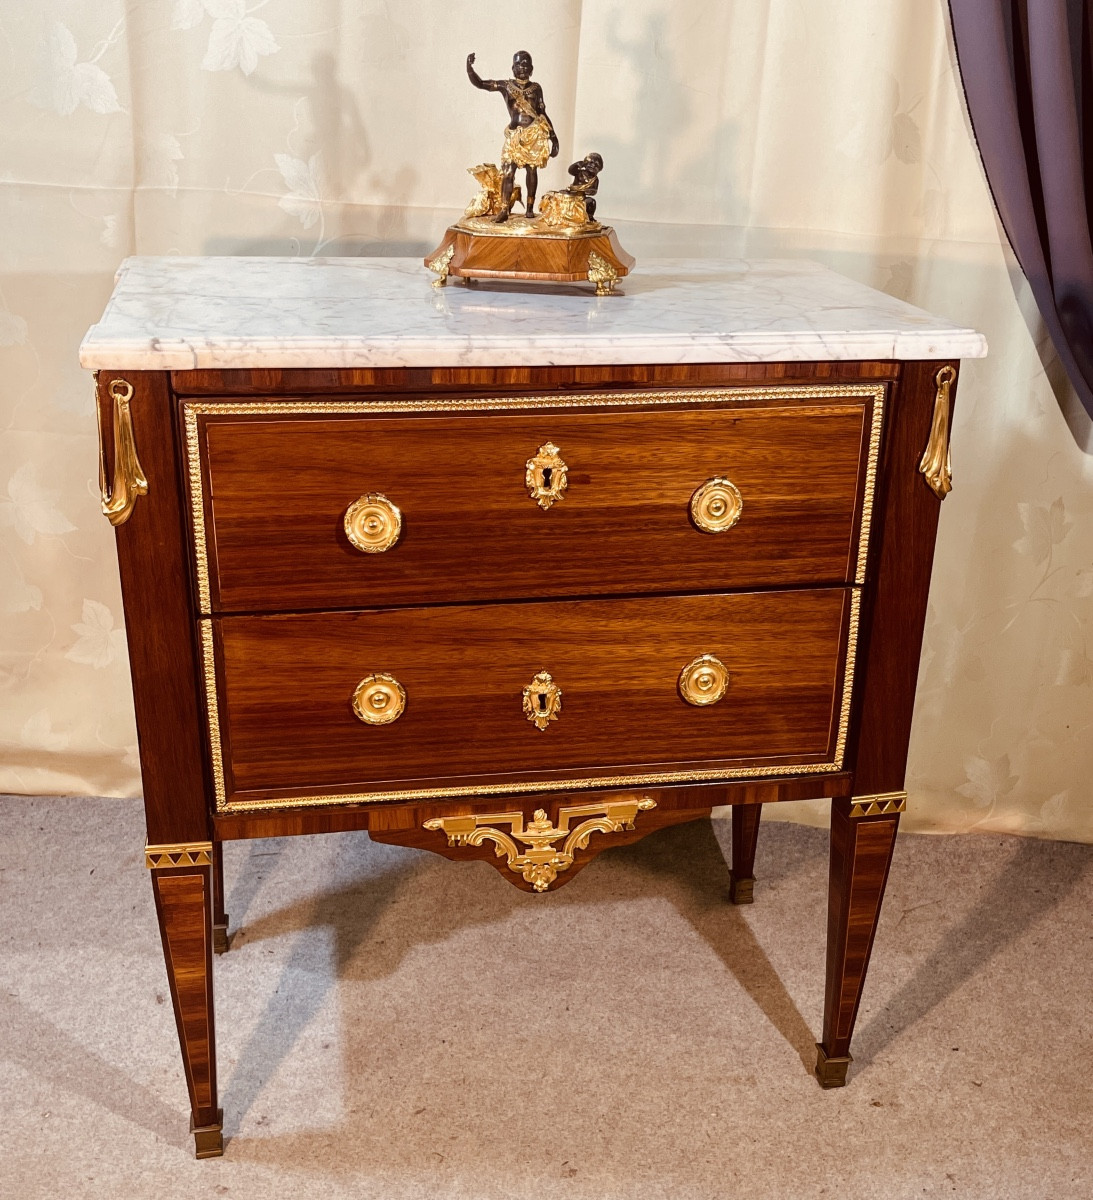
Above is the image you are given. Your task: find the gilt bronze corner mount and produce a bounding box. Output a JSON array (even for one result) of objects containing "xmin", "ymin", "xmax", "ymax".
[
  {"xmin": 97, "ymin": 377, "xmax": 148, "ymax": 526},
  {"xmin": 919, "ymin": 365, "xmax": 956, "ymax": 499}
]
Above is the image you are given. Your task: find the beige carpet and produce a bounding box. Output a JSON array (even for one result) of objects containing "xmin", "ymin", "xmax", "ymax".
[{"xmin": 1, "ymin": 795, "xmax": 1090, "ymax": 1199}]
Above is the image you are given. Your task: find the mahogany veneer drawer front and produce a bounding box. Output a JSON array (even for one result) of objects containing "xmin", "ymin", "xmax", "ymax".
[
  {"xmin": 207, "ymin": 587, "xmax": 856, "ymax": 810},
  {"xmin": 184, "ymin": 385, "xmax": 883, "ymax": 613}
]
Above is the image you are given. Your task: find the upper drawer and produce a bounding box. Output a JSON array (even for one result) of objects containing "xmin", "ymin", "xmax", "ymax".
[{"xmin": 183, "ymin": 385, "xmax": 884, "ymax": 614}]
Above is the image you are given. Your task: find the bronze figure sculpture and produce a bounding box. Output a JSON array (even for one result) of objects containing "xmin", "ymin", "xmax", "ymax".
[
  {"xmin": 566, "ymin": 153, "xmax": 602, "ymax": 220},
  {"xmin": 539, "ymin": 153, "xmax": 603, "ymax": 229},
  {"xmin": 466, "ymin": 50, "xmax": 559, "ymax": 222},
  {"xmin": 425, "ymin": 51, "xmax": 633, "ymax": 293}
]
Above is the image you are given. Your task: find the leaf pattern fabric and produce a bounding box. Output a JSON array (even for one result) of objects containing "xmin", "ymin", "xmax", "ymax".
[
  {"xmin": 1, "ymin": 465, "xmax": 77, "ymax": 546},
  {"xmin": 31, "ymin": 22, "xmax": 122, "ymax": 116},
  {"xmin": 0, "ymin": 2, "xmax": 1089, "ymax": 840}
]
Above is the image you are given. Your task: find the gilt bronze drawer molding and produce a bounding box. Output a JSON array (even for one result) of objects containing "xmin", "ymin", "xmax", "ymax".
[
  {"xmin": 199, "ymin": 620, "xmax": 228, "ymax": 808},
  {"xmin": 181, "ymin": 386, "xmax": 884, "ymax": 616},
  {"xmin": 97, "ymin": 377, "xmax": 148, "ymax": 526},
  {"xmin": 832, "ymin": 588, "xmax": 861, "ymax": 769},
  {"xmin": 849, "ymin": 791, "xmax": 907, "ymax": 819},
  {"xmin": 185, "ymin": 409, "xmax": 214, "ymax": 613},
  {"xmin": 217, "ymin": 762, "xmax": 844, "ymax": 813},
  {"xmin": 424, "ymin": 797, "xmax": 656, "ymax": 892},
  {"xmin": 855, "ymin": 383, "xmax": 885, "ymax": 586},
  {"xmin": 145, "ymin": 842, "xmax": 214, "ymax": 870},
  {"xmin": 919, "ymin": 365, "xmax": 956, "ymax": 499}
]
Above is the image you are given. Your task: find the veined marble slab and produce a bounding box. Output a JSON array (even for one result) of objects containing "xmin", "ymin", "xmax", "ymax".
[{"xmin": 80, "ymin": 256, "xmax": 987, "ymax": 370}]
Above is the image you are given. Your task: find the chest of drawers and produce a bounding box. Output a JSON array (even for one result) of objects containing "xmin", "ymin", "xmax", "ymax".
[{"xmin": 82, "ymin": 257, "xmax": 985, "ymax": 1157}]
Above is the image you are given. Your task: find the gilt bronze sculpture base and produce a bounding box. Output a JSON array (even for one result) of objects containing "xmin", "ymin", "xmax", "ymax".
[{"xmin": 426, "ymin": 218, "xmax": 634, "ymax": 295}]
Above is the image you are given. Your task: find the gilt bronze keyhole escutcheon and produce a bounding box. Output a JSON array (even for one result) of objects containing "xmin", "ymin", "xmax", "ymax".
[
  {"xmin": 525, "ymin": 442, "xmax": 568, "ymax": 509},
  {"xmin": 522, "ymin": 670, "xmax": 562, "ymax": 730}
]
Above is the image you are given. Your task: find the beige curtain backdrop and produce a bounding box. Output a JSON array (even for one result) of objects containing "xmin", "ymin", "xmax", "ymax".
[{"xmin": 1, "ymin": 1, "xmax": 1090, "ymax": 839}]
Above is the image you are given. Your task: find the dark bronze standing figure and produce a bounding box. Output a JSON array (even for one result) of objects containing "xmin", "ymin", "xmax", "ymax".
[{"xmin": 466, "ymin": 50, "xmax": 559, "ymax": 222}]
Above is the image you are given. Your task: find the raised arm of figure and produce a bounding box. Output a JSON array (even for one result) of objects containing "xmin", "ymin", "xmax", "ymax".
[{"xmin": 466, "ymin": 53, "xmax": 500, "ymax": 91}]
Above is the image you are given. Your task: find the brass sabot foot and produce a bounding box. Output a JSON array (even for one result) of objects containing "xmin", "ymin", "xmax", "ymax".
[
  {"xmin": 728, "ymin": 873, "xmax": 754, "ymax": 905},
  {"xmin": 191, "ymin": 1109, "xmax": 224, "ymax": 1158},
  {"xmin": 814, "ymin": 1044, "xmax": 852, "ymax": 1088}
]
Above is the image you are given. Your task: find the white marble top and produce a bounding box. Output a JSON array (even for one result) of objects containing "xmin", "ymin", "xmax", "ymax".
[{"xmin": 80, "ymin": 256, "xmax": 987, "ymax": 370}]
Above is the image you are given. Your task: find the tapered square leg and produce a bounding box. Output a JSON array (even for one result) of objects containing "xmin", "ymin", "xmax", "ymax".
[
  {"xmin": 211, "ymin": 838, "xmax": 230, "ymax": 954},
  {"xmin": 816, "ymin": 796, "xmax": 901, "ymax": 1087},
  {"xmin": 150, "ymin": 855, "xmax": 222, "ymax": 1157},
  {"xmin": 728, "ymin": 803, "xmax": 762, "ymax": 904}
]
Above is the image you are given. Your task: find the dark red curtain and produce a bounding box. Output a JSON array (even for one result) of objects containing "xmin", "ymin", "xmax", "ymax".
[{"xmin": 950, "ymin": 1, "xmax": 1093, "ymax": 419}]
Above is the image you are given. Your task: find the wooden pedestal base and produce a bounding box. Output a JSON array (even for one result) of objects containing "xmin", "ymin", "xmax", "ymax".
[{"xmin": 426, "ymin": 218, "xmax": 635, "ymax": 295}]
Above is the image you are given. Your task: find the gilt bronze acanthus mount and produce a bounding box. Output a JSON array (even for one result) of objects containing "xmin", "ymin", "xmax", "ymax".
[
  {"xmin": 425, "ymin": 50, "xmax": 633, "ymax": 294},
  {"xmin": 423, "ymin": 797, "xmax": 657, "ymax": 891}
]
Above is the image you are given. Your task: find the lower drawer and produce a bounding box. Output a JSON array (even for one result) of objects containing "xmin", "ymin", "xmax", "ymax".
[{"xmin": 205, "ymin": 588, "xmax": 858, "ymax": 810}]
